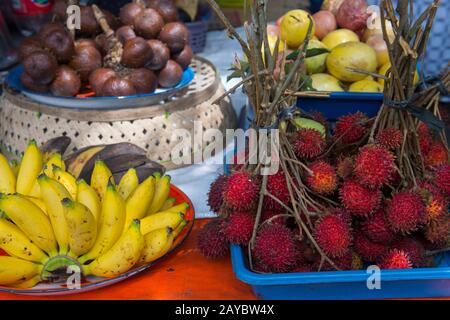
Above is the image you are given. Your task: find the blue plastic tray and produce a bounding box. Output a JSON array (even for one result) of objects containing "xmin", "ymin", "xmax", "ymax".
[{"xmin": 231, "ymin": 245, "xmax": 450, "ymax": 300}]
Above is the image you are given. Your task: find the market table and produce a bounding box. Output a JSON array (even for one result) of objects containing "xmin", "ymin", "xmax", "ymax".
[{"xmin": 0, "ymin": 219, "xmax": 256, "ymax": 300}]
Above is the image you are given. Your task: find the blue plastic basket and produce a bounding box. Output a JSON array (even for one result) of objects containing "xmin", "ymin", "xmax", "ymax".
[{"xmin": 231, "ymin": 245, "xmax": 450, "ymax": 300}]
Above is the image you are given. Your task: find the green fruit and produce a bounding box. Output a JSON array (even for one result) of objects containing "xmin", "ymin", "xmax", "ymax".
[
  {"xmin": 293, "ymin": 117, "xmax": 326, "ymax": 137},
  {"xmin": 305, "ymin": 39, "xmax": 329, "ymax": 74}
]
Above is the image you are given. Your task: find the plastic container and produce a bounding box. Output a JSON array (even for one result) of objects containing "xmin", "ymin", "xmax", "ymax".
[
  {"xmin": 8, "ymin": 0, "xmax": 54, "ymax": 36},
  {"xmin": 231, "ymin": 245, "xmax": 450, "ymax": 300},
  {"xmin": 187, "ymin": 20, "xmax": 208, "ymax": 53}
]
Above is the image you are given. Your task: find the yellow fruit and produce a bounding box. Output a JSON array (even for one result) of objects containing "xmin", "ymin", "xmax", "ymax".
[
  {"xmin": 160, "ymin": 197, "xmax": 176, "ymax": 211},
  {"xmin": 53, "ymin": 167, "xmax": 78, "ymax": 200},
  {"xmin": 118, "ymin": 168, "xmax": 139, "ymax": 200},
  {"xmin": 311, "ymin": 73, "xmax": 344, "ymax": 92},
  {"xmin": 146, "ymin": 174, "xmax": 171, "ymax": 215},
  {"xmin": 77, "ymin": 179, "xmax": 101, "ymax": 223},
  {"xmin": 0, "ymin": 256, "xmax": 42, "ymax": 285},
  {"xmin": 172, "ymin": 220, "xmax": 188, "ymax": 238},
  {"xmin": 140, "ymin": 211, "xmax": 184, "ymax": 235},
  {"xmin": 349, "ymin": 79, "xmax": 383, "ymax": 93},
  {"xmin": 326, "ymin": 42, "xmax": 377, "ymax": 82},
  {"xmin": 140, "ymin": 227, "xmax": 174, "ymax": 264},
  {"xmin": 25, "ymin": 196, "xmax": 47, "ymax": 215},
  {"xmin": 378, "ymin": 62, "xmax": 419, "ymax": 87},
  {"xmin": 43, "ymin": 153, "xmax": 66, "ymax": 178},
  {"xmin": 0, "ymin": 153, "xmax": 16, "ymax": 194},
  {"xmin": 91, "ymin": 160, "xmax": 115, "ymax": 201},
  {"xmin": 124, "ymin": 175, "xmax": 155, "ymax": 231},
  {"xmin": 16, "ymin": 140, "xmax": 43, "ymax": 195},
  {"xmin": 280, "ymin": 10, "xmax": 315, "ymax": 49},
  {"xmin": 322, "ymin": 28, "xmax": 359, "ymax": 49},
  {"xmin": 267, "ymin": 34, "xmax": 285, "ymax": 55},
  {"xmin": 67, "ymin": 146, "xmax": 105, "ymax": 178},
  {"xmin": 10, "ymin": 160, "xmax": 20, "ymax": 177},
  {"xmin": 305, "ymin": 39, "xmax": 329, "ymax": 74},
  {"xmin": 28, "ymin": 180, "xmax": 41, "ymax": 198}
]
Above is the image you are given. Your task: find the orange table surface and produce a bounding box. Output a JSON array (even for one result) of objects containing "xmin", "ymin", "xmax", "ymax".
[{"xmin": 0, "ymin": 219, "xmax": 256, "ymax": 300}]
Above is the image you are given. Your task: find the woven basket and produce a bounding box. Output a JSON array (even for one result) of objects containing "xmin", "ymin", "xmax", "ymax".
[{"xmin": 0, "ymin": 57, "xmax": 237, "ymax": 170}]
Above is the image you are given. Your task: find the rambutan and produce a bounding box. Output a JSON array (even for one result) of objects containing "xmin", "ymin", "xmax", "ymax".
[
  {"xmin": 376, "ymin": 128, "xmax": 403, "ymax": 150},
  {"xmin": 253, "ymin": 224, "xmax": 298, "ymax": 273},
  {"xmin": 418, "ymin": 122, "xmax": 432, "ymax": 154},
  {"xmin": 424, "ymin": 142, "xmax": 448, "ymax": 167},
  {"xmin": 321, "ymin": 251, "xmax": 353, "ymax": 271},
  {"xmin": 222, "ymin": 211, "xmax": 255, "ymax": 245},
  {"xmin": 424, "ymin": 215, "xmax": 450, "ymax": 244},
  {"xmin": 334, "ymin": 112, "xmax": 369, "ymax": 144},
  {"xmin": 336, "ymin": 156, "xmax": 354, "ymax": 179},
  {"xmin": 362, "ymin": 209, "xmax": 396, "ymax": 244},
  {"xmin": 339, "ymin": 179, "xmax": 381, "ymax": 217},
  {"xmin": 314, "ymin": 214, "xmax": 352, "ymax": 258},
  {"xmin": 354, "ymin": 145, "xmax": 395, "ymax": 189},
  {"xmin": 378, "ymin": 249, "xmax": 412, "ymax": 269},
  {"xmin": 261, "ymin": 210, "xmax": 286, "ymax": 225},
  {"xmin": 197, "ymin": 220, "xmax": 229, "ymax": 259},
  {"xmin": 306, "ymin": 161, "xmax": 338, "ymax": 195},
  {"xmin": 386, "ymin": 191, "xmax": 425, "ymax": 234},
  {"xmin": 291, "ymin": 128, "xmax": 326, "ymax": 159},
  {"xmin": 328, "ymin": 207, "xmax": 352, "ymax": 225},
  {"xmin": 392, "ymin": 238, "xmax": 425, "ymax": 267},
  {"xmin": 263, "ymin": 171, "xmax": 290, "ymax": 211},
  {"xmin": 222, "ymin": 171, "xmax": 260, "ymax": 210},
  {"xmin": 207, "ymin": 174, "xmax": 228, "ymax": 213},
  {"xmin": 433, "ymin": 164, "xmax": 450, "ymax": 196},
  {"xmin": 417, "ymin": 181, "xmax": 448, "ymax": 222},
  {"xmin": 354, "ymin": 231, "xmax": 387, "ymax": 262},
  {"xmin": 292, "ymin": 264, "xmax": 314, "ymax": 272}
]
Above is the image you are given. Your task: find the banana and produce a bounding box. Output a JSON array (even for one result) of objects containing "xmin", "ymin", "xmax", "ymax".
[
  {"xmin": 66, "ymin": 145, "xmax": 105, "ymax": 179},
  {"xmin": 0, "ymin": 153, "xmax": 16, "ymax": 194},
  {"xmin": 173, "ymin": 220, "xmax": 188, "ymax": 238},
  {"xmin": 160, "ymin": 197, "xmax": 176, "ymax": 211},
  {"xmin": 24, "ymin": 196, "xmax": 47, "ymax": 215},
  {"xmin": 0, "ymin": 218, "xmax": 48, "ymax": 263},
  {"xmin": 41, "ymin": 136, "xmax": 71, "ymax": 163},
  {"xmin": 146, "ymin": 174, "xmax": 171, "ymax": 215},
  {"xmin": 9, "ymin": 275, "xmax": 41, "ymax": 288},
  {"xmin": 118, "ymin": 168, "xmax": 139, "ymax": 200},
  {"xmin": 10, "ymin": 160, "xmax": 20, "ymax": 177},
  {"xmin": 124, "ymin": 176, "xmax": 155, "ymax": 232},
  {"xmin": 91, "ymin": 160, "xmax": 115, "ymax": 201},
  {"xmin": 43, "ymin": 153, "xmax": 66, "ymax": 178},
  {"xmin": 140, "ymin": 227, "xmax": 174, "ymax": 264},
  {"xmin": 62, "ymin": 198, "xmax": 97, "ymax": 258},
  {"xmin": 16, "ymin": 140, "xmax": 43, "ymax": 195},
  {"xmin": 0, "ymin": 193, "xmax": 57, "ymax": 256},
  {"xmin": 77, "ymin": 179, "xmax": 101, "ymax": 223},
  {"xmin": 162, "ymin": 202, "xmax": 189, "ymax": 214},
  {"xmin": 38, "ymin": 175, "xmax": 72, "ymax": 255},
  {"xmin": 0, "ymin": 256, "xmax": 42, "ymax": 285},
  {"xmin": 79, "ymin": 183, "xmax": 125, "ymax": 264},
  {"xmin": 28, "ymin": 180, "xmax": 41, "ymax": 198},
  {"xmin": 53, "ymin": 167, "xmax": 78, "ymax": 200},
  {"xmin": 140, "ymin": 211, "xmax": 184, "ymax": 235},
  {"xmin": 83, "ymin": 219, "xmax": 143, "ymax": 278}
]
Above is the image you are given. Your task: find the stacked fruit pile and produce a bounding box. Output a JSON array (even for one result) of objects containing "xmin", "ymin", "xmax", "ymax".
[
  {"xmin": 18, "ymin": 0, "xmax": 193, "ymax": 97},
  {"xmin": 199, "ymin": 114, "xmax": 449, "ymax": 272},
  {"xmin": 0, "ymin": 141, "xmax": 189, "ymax": 288},
  {"xmin": 267, "ymin": 0, "xmax": 418, "ymax": 93}
]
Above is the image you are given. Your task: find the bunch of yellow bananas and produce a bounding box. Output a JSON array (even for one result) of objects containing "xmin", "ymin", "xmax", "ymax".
[{"xmin": 0, "ymin": 140, "xmax": 189, "ymax": 288}]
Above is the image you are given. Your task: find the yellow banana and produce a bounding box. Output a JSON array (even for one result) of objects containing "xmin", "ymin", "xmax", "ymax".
[
  {"xmin": 160, "ymin": 197, "xmax": 176, "ymax": 211},
  {"xmin": 16, "ymin": 140, "xmax": 43, "ymax": 195},
  {"xmin": 124, "ymin": 176, "xmax": 155, "ymax": 232},
  {"xmin": 9, "ymin": 275, "xmax": 41, "ymax": 288},
  {"xmin": 62, "ymin": 198, "xmax": 97, "ymax": 258},
  {"xmin": 173, "ymin": 220, "xmax": 188, "ymax": 238},
  {"xmin": 118, "ymin": 168, "xmax": 139, "ymax": 200},
  {"xmin": 67, "ymin": 146, "xmax": 105, "ymax": 178},
  {"xmin": 79, "ymin": 183, "xmax": 125, "ymax": 264},
  {"xmin": 146, "ymin": 174, "xmax": 171, "ymax": 215},
  {"xmin": 91, "ymin": 160, "xmax": 115, "ymax": 201},
  {"xmin": 24, "ymin": 196, "xmax": 47, "ymax": 215},
  {"xmin": 0, "ymin": 256, "xmax": 42, "ymax": 285},
  {"xmin": 38, "ymin": 175, "xmax": 72, "ymax": 255},
  {"xmin": 53, "ymin": 167, "xmax": 78, "ymax": 200},
  {"xmin": 84, "ymin": 219, "xmax": 143, "ymax": 277},
  {"xmin": 10, "ymin": 159, "xmax": 20, "ymax": 177},
  {"xmin": 43, "ymin": 153, "xmax": 66, "ymax": 178},
  {"xmin": 161, "ymin": 202, "xmax": 189, "ymax": 214},
  {"xmin": 0, "ymin": 153, "xmax": 16, "ymax": 194},
  {"xmin": 28, "ymin": 180, "xmax": 41, "ymax": 198},
  {"xmin": 140, "ymin": 227, "xmax": 174, "ymax": 264},
  {"xmin": 0, "ymin": 193, "xmax": 57, "ymax": 256},
  {"xmin": 77, "ymin": 179, "xmax": 101, "ymax": 223},
  {"xmin": 140, "ymin": 211, "xmax": 184, "ymax": 235},
  {"xmin": 0, "ymin": 218, "xmax": 48, "ymax": 263}
]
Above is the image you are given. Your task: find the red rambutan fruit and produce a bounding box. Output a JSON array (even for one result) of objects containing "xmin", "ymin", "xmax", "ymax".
[
  {"xmin": 433, "ymin": 164, "xmax": 450, "ymax": 196},
  {"xmin": 253, "ymin": 224, "xmax": 298, "ymax": 273},
  {"xmin": 334, "ymin": 112, "xmax": 369, "ymax": 144},
  {"xmin": 314, "ymin": 214, "xmax": 352, "ymax": 258},
  {"xmin": 378, "ymin": 249, "xmax": 412, "ymax": 269},
  {"xmin": 292, "ymin": 264, "xmax": 314, "ymax": 272},
  {"xmin": 261, "ymin": 210, "xmax": 286, "ymax": 225},
  {"xmin": 292, "ymin": 128, "xmax": 326, "ymax": 159},
  {"xmin": 321, "ymin": 251, "xmax": 353, "ymax": 271},
  {"xmin": 418, "ymin": 123, "xmax": 432, "ymax": 154},
  {"xmin": 417, "ymin": 181, "xmax": 448, "ymax": 222},
  {"xmin": 339, "ymin": 179, "xmax": 381, "ymax": 217},
  {"xmin": 354, "ymin": 145, "xmax": 395, "ymax": 189},
  {"xmin": 197, "ymin": 220, "xmax": 229, "ymax": 259},
  {"xmin": 424, "ymin": 215, "xmax": 450, "ymax": 244},
  {"xmin": 222, "ymin": 171, "xmax": 260, "ymax": 210},
  {"xmin": 376, "ymin": 128, "xmax": 403, "ymax": 150},
  {"xmin": 392, "ymin": 238, "xmax": 425, "ymax": 267},
  {"xmin": 386, "ymin": 191, "xmax": 426, "ymax": 234},
  {"xmin": 306, "ymin": 161, "xmax": 338, "ymax": 195},
  {"xmin": 207, "ymin": 174, "xmax": 228, "ymax": 213},
  {"xmin": 222, "ymin": 211, "xmax": 255, "ymax": 245},
  {"xmin": 328, "ymin": 207, "xmax": 352, "ymax": 225},
  {"xmin": 336, "ymin": 156, "xmax": 354, "ymax": 179},
  {"xmin": 354, "ymin": 231, "xmax": 387, "ymax": 262},
  {"xmin": 263, "ymin": 171, "xmax": 290, "ymax": 211},
  {"xmin": 424, "ymin": 142, "xmax": 449, "ymax": 167},
  {"xmin": 362, "ymin": 209, "xmax": 396, "ymax": 244}
]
